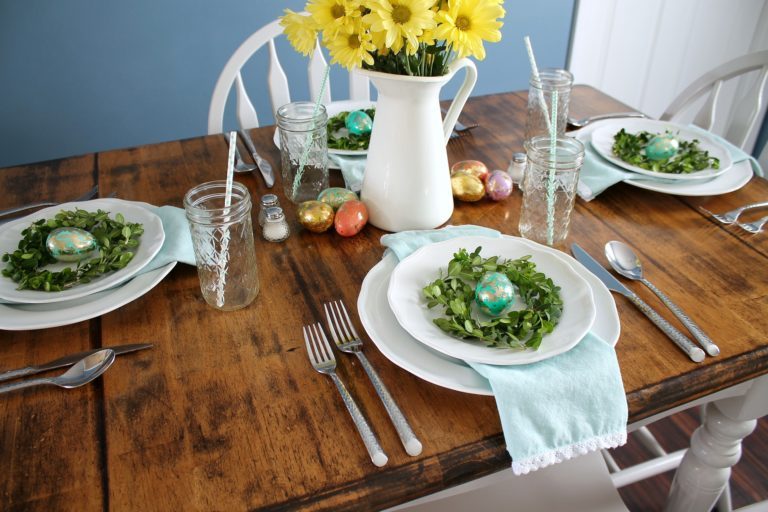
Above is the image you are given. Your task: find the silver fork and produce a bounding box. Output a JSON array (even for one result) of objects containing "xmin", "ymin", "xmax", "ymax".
[
  {"xmin": 325, "ymin": 300, "xmax": 423, "ymax": 456},
  {"xmin": 0, "ymin": 185, "xmax": 99, "ymax": 219},
  {"xmin": 303, "ymin": 323, "xmax": 388, "ymax": 467},
  {"xmin": 737, "ymin": 215, "xmax": 768, "ymax": 234},
  {"xmin": 223, "ymin": 132, "xmax": 256, "ymax": 173},
  {"xmin": 699, "ymin": 201, "xmax": 768, "ymax": 225}
]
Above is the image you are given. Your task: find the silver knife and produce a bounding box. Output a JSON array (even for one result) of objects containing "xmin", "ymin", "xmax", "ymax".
[
  {"xmin": 570, "ymin": 244, "xmax": 705, "ymax": 363},
  {"xmin": 238, "ymin": 129, "xmax": 275, "ymax": 188},
  {"xmin": 0, "ymin": 343, "xmax": 153, "ymax": 382}
]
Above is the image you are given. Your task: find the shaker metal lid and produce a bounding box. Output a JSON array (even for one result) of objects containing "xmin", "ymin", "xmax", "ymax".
[{"xmin": 265, "ymin": 206, "xmax": 285, "ymax": 221}]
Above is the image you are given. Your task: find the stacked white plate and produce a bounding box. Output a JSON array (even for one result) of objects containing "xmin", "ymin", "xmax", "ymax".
[
  {"xmin": 357, "ymin": 235, "xmax": 621, "ymax": 395},
  {"xmin": 574, "ymin": 118, "xmax": 752, "ymax": 196},
  {"xmin": 0, "ymin": 198, "xmax": 175, "ymax": 330}
]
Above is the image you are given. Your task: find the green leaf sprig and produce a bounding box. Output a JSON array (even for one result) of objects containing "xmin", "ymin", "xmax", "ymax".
[
  {"xmin": 1, "ymin": 209, "xmax": 143, "ymax": 292},
  {"xmin": 612, "ymin": 129, "xmax": 720, "ymax": 174},
  {"xmin": 327, "ymin": 108, "xmax": 375, "ymax": 151},
  {"xmin": 422, "ymin": 247, "xmax": 563, "ymax": 350}
]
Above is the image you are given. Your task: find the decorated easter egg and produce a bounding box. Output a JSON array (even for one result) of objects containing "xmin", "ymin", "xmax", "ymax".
[
  {"xmin": 334, "ymin": 200, "xmax": 368, "ymax": 237},
  {"xmin": 318, "ymin": 187, "xmax": 357, "ymax": 211},
  {"xmin": 451, "ymin": 171, "xmax": 485, "ymax": 202},
  {"xmin": 297, "ymin": 200, "xmax": 335, "ymax": 233},
  {"xmin": 45, "ymin": 227, "xmax": 99, "ymax": 262},
  {"xmin": 474, "ymin": 271, "xmax": 516, "ymax": 316},
  {"xmin": 645, "ymin": 134, "xmax": 679, "ymax": 161},
  {"xmin": 451, "ymin": 160, "xmax": 489, "ymax": 183},
  {"xmin": 485, "ymin": 170, "xmax": 514, "ymax": 200},
  {"xmin": 345, "ymin": 110, "xmax": 373, "ymax": 136}
]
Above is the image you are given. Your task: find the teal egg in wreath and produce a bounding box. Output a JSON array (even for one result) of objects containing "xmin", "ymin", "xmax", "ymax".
[
  {"xmin": 345, "ymin": 110, "xmax": 373, "ymax": 136},
  {"xmin": 474, "ymin": 271, "xmax": 516, "ymax": 316},
  {"xmin": 46, "ymin": 227, "xmax": 99, "ymax": 262},
  {"xmin": 645, "ymin": 134, "xmax": 679, "ymax": 161}
]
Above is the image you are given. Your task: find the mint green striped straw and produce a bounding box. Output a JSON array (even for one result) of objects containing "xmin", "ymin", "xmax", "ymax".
[
  {"xmin": 291, "ymin": 64, "xmax": 331, "ymax": 199},
  {"xmin": 546, "ymin": 90, "xmax": 558, "ymax": 246}
]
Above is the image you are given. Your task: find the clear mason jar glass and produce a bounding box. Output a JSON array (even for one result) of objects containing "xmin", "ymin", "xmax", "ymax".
[
  {"xmin": 277, "ymin": 102, "xmax": 329, "ymax": 203},
  {"xmin": 518, "ymin": 136, "xmax": 585, "ymax": 246},
  {"xmin": 184, "ymin": 181, "xmax": 260, "ymax": 311},
  {"xmin": 525, "ymin": 68, "xmax": 573, "ymax": 142}
]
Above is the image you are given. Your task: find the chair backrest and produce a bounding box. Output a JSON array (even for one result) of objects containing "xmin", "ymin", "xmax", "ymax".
[
  {"xmin": 207, "ymin": 17, "xmax": 370, "ymax": 135},
  {"xmin": 660, "ymin": 50, "xmax": 768, "ymax": 150}
]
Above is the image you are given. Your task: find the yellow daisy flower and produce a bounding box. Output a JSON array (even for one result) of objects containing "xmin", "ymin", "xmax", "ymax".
[
  {"xmin": 327, "ymin": 21, "xmax": 377, "ymax": 69},
  {"xmin": 363, "ymin": 0, "xmax": 437, "ymax": 55},
  {"xmin": 434, "ymin": 0, "xmax": 505, "ymax": 60},
  {"xmin": 280, "ymin": 9, "xmax": 320, "ymax": 57},
  {"xmin": 307, "ymin": 0, "xmax": 361, "ymax": 40}
]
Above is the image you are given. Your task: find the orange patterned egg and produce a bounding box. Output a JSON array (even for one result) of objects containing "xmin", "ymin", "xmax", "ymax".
[
  {"xmin": 451, "ymin": 171, "xmax": 485, "ymax": 202},
  {"xmin": 451, "ymin": 160, "xmax": 489, "ymax": 183},
  {"xmin": 334, "ymin": 200, "xmax": 368, "ymax": 237},
  {"xmin": 297, "ymin": 200, "xmax": 334, "ymax": 233}
]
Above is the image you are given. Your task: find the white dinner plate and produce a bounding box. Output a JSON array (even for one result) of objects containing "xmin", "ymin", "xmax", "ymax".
[
  {"xmin": 273, "ymin": 100, "xmax": 376, "ymax": 157},
  {"xmin": 0, "ymin": 262, "xmax": 176, "ymax": 330},
  {"xmin": 590, "ymin": 118, "xmax": 732, "ymax": 180},
  {"xmin": 358, "ymin": 237, "xmax": 620, "ymax": 395},
  {"xmin": 387, "ymin": 236, "xmax": 597, "ymax": 366},
  {"xmin": 0, "ymin": 199, "xmax": 165, "ymax": 304},
  {"xmin": 573, "ymin": 121, "xmax": 753, "ymax": 196}
]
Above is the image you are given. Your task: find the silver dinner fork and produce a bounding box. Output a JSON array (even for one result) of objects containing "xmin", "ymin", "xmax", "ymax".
[
  {"xmin": 699, "ymin": 201, "xmax": 768, "ymax": 225},
  {"xmin": 303, "ymin": 323, "xmax": 388, "ymax": 467},
  {"xmin": 737, "ymin": 215, "xmax": 768, "ymax": 234},
  {"xmin": 324, "ymin": 300, "xmax": 423, "ymax": 456},
  {"xmin": 0, "ymin": 185, "xmax": 99, "ymax": 219}
]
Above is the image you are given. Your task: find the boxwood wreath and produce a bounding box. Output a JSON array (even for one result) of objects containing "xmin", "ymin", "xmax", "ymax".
[
  {"xmin": 422, "ymin": 247, "xmax": 563, "ymax": 350},
  {"xmin": 1, "ymin": 209, "xmax": 143, "ymax": 292}
]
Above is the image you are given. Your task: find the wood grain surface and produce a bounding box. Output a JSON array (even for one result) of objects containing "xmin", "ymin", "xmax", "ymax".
[{"xmin": 0, "ymin": 86, "xmax": 766, "ymax": 511}]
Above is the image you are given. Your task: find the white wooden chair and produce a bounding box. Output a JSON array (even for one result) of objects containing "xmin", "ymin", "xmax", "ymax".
[
  {"xmin": 660, "ymin": 49, "xmax": 768, "ymax": 151},
  {"xmin": 207, "ymin": 16, "xmax": 370, "ymax": 135}
]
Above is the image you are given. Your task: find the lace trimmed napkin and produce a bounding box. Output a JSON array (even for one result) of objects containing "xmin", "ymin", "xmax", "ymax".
[
  {"xmin": 381, "ymin": 226, "xmax": 627, "ymax": 475},
  {"xmin": 576, "ymin": 124, "xmax": 765, "ymax": 201}
]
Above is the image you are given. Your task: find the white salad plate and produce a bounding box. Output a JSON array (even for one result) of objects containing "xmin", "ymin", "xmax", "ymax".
[
  {"xmin": 0, "ymin": 198, "xmax": 165, "ymax": 304},
  {"xmin": 574, "ymin": 121, "xmax": 753, "ymax": 196},
  {"xmin": 358, "ymin": 236, "xmax": 620, "ymax": 395},
  {"xmin": 590, "ymin": 118, "xmax": 732, "ymax": 180},
  {"xmin": 273, "ymin": 99, "xmax": 376, "ymax": 157},
  {"xmin": 0, "ymin": 262, "xmax": 176, "ymax": 330},
  {"xmin": 387, "ymin": 236, "xmax": 597, "ymax": 366}
]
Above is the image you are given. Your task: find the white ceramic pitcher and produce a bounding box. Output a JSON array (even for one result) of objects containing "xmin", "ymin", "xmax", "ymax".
[{"xmin": 358, "ymin": 59, "xmax": 478, "ymax": 232}]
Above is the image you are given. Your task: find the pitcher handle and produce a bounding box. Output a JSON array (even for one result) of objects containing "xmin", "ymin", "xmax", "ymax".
[{"xmin": 441, "ymin": 58, "xmax": 478, "ymax": 145}]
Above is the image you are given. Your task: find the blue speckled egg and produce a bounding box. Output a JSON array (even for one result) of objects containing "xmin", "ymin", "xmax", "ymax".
[
  {"xmin": 46, "ymin": 227, "xmax": 99, "ymax": 262},
  {"xmin": 474, "ymin": 271, "xmax": 516, "ymax": 316},
  {"xmin": 345, "ymin": 110, "xmax": 373, "ymax": 136},
  {"xmin": 645, "ymin": 134, "xmax": 679, "ymax": 161}
]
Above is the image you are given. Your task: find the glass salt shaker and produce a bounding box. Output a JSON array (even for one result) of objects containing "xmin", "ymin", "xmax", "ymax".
[
  {"xmin": 258, "ymin": 194, "xmax": 280, "ymax": 226},
  {"xmin": 507, "ymin": 152, "xmax": 527, "ymax": 188},
  {"xmin": 262, "ymin": 206, "xmax": 290, "ymax": 242}
]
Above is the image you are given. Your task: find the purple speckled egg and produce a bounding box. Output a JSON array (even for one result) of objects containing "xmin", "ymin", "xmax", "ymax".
[{"xmin": 485, "ymin": 170, "xmax": 514, "ymax": 201}]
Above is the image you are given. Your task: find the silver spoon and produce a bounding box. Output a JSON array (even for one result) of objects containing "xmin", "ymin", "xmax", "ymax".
[
  {"xmin": 222, "ymin": 133, "xmax": 256, "ymax": 173},
  {"xmin": 605, "ymin": 241, "xmax": 720, "ymax": 357},
  {"xmin": 0, "ymin": 349, "xmax": 116, "ymax": 395}
]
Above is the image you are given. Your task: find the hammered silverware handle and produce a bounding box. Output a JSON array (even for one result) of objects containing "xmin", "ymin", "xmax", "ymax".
[
  {"xmin": 355, "ymin": 352, "xmax": 423, "ymax": 456},
  {"xmin": 329, "ymin": 373, "xmax": 388, "ymax": 467},
  {"xmin": 628, "ymin": 293, "xmax": 705, "ymax": 363},
  {"xmin": 0, "ymin": 367, "xmax": 36, "ymax": 383},
  {"xmin": 0, "ymin": 377, "xmax": 49, "ymax": 395},
  {"xmin": 642, "ymin": 279, "xmax": 720, "ymax": 356}
]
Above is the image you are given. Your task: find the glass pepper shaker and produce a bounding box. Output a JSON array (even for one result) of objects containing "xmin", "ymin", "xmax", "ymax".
[
  {"xmin": 262, "ymin": 206, "xmax": 290, "ymax": 242},
  {"xmin": 507, "ymin": 152, "xmax": 527, "ymax": 188},
  {"xmin": 258, "ymin": 194, "xmax": 280, "ymax": 226}
]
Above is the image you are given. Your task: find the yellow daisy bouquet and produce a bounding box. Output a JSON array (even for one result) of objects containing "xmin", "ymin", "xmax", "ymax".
[{"xmin": 280, "ymin": 0, "xmax": 505, "ymax": 77}]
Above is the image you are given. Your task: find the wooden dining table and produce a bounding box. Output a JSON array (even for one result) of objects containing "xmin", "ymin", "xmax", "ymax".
[{"xmin": 0, "ymin": 85, "xmax": 766, "ymax": 511}]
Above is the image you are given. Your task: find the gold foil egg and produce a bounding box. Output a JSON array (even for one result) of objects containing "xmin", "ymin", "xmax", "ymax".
[
  {"xmin": 318, "ymin": 187, "xmax": 357, "ymax": 211},
  {"xmin": 46, "ymin": 227, "xmax": 99, "ymax": 262},
  {"xmin": 297, "ymin": 200, "xmax": 334, "ymax": 233},
  {"xmin": 451, "ymin": 171, "xmax": 485, "ymax": 202},
  {"xmin": 451, "ymin": 160, "xmax": 489, "ymax": 183}
]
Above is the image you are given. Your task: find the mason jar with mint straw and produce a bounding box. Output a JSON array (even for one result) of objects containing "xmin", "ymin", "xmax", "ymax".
[
  {"xmin": 184, "ymin": 180, "xmax": 259, "ymax": 311},
  {"xmin": 525, "ymin": 68, "xmax": 573, "ymax": 142},
  {"xmin": 277, "ymin": 102, "xmax": 329, "ymax": 203},
  {"xmin": 518, "ymin": 136, "xmax": 585, "ymax": 246}
]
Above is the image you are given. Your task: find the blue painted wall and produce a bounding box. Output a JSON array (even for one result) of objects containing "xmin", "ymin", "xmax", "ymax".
[{"xmin": 0, "ymin": 0, "xmax": 574, "ymax": 168}]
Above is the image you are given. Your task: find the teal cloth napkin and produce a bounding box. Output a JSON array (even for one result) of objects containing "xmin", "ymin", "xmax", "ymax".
[
  {"xmin": 0, "ymin": 204, "xmax": 194, "ymax": 304},
  {"xmin": 382, "ymin": 226, "xmax": 628, "ymax": 475},
  {"xmin": 577, "ymin": 124, "xmax": 765, "ymax": 201},
  {"xmin": 329, "ymin": 154, "xmax": 366, "ymax": 192}
]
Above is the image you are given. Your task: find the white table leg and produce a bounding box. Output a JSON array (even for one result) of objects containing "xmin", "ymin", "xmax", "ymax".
[{"xmin": 665, "ymin": 375, "xmax": 768, "ymax": 512}]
